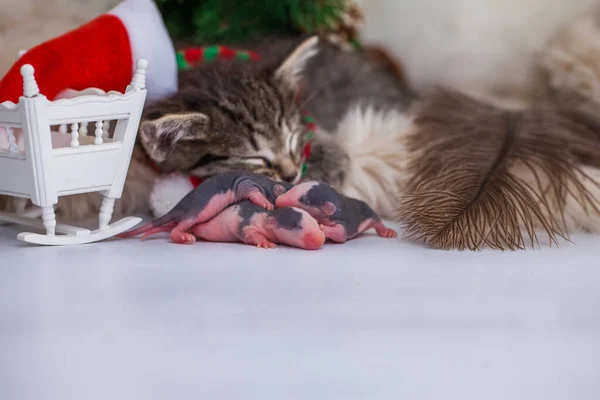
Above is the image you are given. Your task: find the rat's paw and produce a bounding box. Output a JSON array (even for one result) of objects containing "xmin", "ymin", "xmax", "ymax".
[
  {"xmin": 256, "ymin": 242, "xmax": 277, "ymax": 249},
  {"xmin": 376, "ymin": 226, "xmax": 398, "ymax": 238},
  {"xmin": 170, "ymin": 231, "xmax": 197, "ymax": 244},
  {"xmin": 320, "ymin": 224, "xmax": 347, "ymax": 243},
  {"xmin": 244, "ymin": 231, "xmax": 277, "ymax": 249},
  {"xmin": 248, "ymin": 192, "xmax": 274, "ymax": 210}
]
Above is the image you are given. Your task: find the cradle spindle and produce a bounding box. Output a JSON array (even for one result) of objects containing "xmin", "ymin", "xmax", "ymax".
[
  {"xmin": 129, "ymin": 59, "xmax": 148, "ymax": 91},
  {"xmin": 94, "ymin": 121, "xmax": 104, "ymax": 145},
  {"xmin": 21, "ymin": 65, "xmax": 39, "ymax": 98},
  {"xmin": 99, "ymin": 197, "xmax": 115, "ymax": 230},
  {"xmin": 41, "ymin": 206, "xmax": 56, "ymax": 236},
  {"xmin": 6, "ymin": 127, "xmax": 18, "ymax": 153},
  {"xmin": 70, "ymin": 123, "xmax": 79, "ymax": 148},
  {"xmin": 79, "ymin": 122, "xmax": 88, "ymax": 136}
]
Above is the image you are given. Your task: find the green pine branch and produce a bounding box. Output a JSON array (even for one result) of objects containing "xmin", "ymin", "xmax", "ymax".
[{"xmin": 156, "ymin": 0, "xmax": 349, "ymax": 44}]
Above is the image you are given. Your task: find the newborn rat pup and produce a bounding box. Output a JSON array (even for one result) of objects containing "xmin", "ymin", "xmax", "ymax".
[
  {"xmin": 140, "ymin": 201, "xmax": 325, "ymax": 250},
  {"xmin": 275, "ymin": 181, "xmax": 397, "ymax": 242},
  {"xmin": 119, "ymin": 170, "xmax": 293, "ymax": 244}
]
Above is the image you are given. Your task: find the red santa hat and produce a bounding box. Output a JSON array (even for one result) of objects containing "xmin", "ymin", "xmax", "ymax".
[{"xmin": 0, "ymin": 0, "xmax": 177, "ymax": 104}]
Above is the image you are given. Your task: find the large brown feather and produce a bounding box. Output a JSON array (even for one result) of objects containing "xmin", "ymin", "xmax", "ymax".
[{"xmin": 395, "ymin": 88, "xmax": 600, "ymax": 250}]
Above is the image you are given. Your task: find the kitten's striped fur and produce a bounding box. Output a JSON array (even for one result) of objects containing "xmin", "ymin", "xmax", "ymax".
[{"xmin": 139, "ymin": 39, "xmax": 315, "ymax": 183}]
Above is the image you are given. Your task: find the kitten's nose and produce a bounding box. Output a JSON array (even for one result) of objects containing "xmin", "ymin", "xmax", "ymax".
[
  {"xmin": 281, "ymin": 172, "xmax": 298, "ymax": 182},
  {"xmin": 278, "ymin": 159, "xmax": 298, "ymax": 182}
]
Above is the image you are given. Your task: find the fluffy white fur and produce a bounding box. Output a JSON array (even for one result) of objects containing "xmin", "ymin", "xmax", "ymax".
[
  {"xmin": 149, "ymin": 172, "xmax": 195, "ymax": 217},
  {"xmin": 334, "ymin": 104, "xmax": 412, "ymax": 218}
]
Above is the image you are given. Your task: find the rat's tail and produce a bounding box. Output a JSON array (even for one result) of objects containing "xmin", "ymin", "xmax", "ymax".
[
  {"xmin": 140, "ymin": 222, "xmax": 178, "ymax": 241},
  {"xmin": 117, "ymin": 213, "xmax": 177, "ymax": 238}
]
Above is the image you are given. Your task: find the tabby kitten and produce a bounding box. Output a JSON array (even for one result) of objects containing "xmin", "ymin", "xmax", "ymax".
[{"xmin": 139, "ymin": 37, "xmax": 318, "ymax": 184}]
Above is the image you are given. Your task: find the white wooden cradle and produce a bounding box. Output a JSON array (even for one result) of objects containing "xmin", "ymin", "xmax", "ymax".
[{"xmin": 0, "ymin": 60, "xmax": 149, "ymax": 245}]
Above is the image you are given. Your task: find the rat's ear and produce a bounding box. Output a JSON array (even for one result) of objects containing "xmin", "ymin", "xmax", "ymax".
[
  {"xmin": 322, "ymin": 201, "xmax": 337, "ymax": 216},
  {"xmin": 264, "ymin": 216, "xmax": 277, "ymax": 231},
  {"xmin": 275, "ymin": 36, "xmax": 319, "ymax": 88},
  {"xmin": 273, "ymin": 184, "xmax": 288, "ymax": 198},
  {"xmin": 139, "ymin": 113, "xmax": 209, "ymax": 163}
]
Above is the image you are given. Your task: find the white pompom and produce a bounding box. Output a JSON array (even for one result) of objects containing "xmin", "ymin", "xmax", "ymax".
[{"xmin": 149, "ymin": 173, "xmax": 195, "ymax": 217}]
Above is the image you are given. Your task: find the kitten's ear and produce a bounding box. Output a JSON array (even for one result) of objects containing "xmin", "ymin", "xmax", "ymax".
[
  {"xmin": 275, "ymin": 36, "xmax": 319, "ymax": 88},
  {"xmin": 139, "ymin": 113, "xmax": 209, "ymax": 163}
]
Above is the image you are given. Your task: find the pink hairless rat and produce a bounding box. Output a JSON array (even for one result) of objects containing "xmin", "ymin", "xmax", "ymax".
[
  {"xmin": 275, "ymin": 181, "xmax": 397, "ymax": 243},
  {"xmin": 119, "ymin": 170, "xmax": 293, "ymax": 244},
  {"xmin": 139, "ymin": 201, "xmax": 325, "ymax": 250}
]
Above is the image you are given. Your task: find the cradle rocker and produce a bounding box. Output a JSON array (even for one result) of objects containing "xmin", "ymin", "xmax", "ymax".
[{"xmin": 0, "ymin": 60, "xmax": 149, "ymax": 245}]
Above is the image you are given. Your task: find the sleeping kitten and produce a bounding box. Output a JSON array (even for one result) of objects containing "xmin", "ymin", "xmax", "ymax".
[{"xmin": 138, "ymin": 38, "xmax": 315, "ymax": 183}]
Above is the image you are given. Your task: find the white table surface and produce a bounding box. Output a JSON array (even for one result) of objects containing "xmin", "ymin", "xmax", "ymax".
[{"xmin": 1, "ymin": 219, "xmax": 599, "ymax": 400}]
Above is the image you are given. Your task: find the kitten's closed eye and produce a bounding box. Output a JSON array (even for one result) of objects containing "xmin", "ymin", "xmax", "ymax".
[
  {"xmin": 193, "ymin": 153, "xmax": 230, "ymax": 169},
  {"xmin": 244, "ymin": 156, "xmax": 273, "ymax": 167}
]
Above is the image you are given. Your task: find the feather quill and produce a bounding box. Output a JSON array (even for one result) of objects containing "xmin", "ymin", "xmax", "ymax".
[{"xmin": 395, "ymin": 88, "xmax": 600, "ymax": 250}]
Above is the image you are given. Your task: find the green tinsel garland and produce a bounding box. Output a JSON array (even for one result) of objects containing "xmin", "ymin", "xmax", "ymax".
[{"xmin": 155, "ymin": 0, "xmax": 359, "ymax": 47}]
